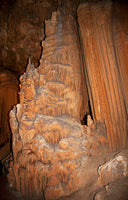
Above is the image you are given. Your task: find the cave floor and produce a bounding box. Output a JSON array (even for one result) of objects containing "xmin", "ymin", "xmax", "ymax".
[
  {"xmin": 0, "ymin": 174, "xmax": 23, "ymax": 200},
  {"xmin": 0, "ymin": 151, "xmax": 128, "ymax": 200}
]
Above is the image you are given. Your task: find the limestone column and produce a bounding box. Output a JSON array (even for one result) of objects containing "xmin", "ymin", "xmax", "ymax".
[
  {"xmin": 8, "ymin": 8, "xmax": 89, "ymax": 200},
  {"xmin": 38, "ymin": 7, "xmax": 88, "ymax": 120},
  {"xmin": 77, "ymin": 1, "xmax": 128, "ymax": 151},
  {"xmin": 112, "ymin": 1, "xmax": 128, "ymax": 114}
]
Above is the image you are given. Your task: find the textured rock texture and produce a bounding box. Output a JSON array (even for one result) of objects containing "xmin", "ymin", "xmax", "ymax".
[
  {"xmin": 98, "ymin": 153, "xmax": 128, "ymax": 186},
  {"xmin": 94, "ymin": 151, "xmax": 128, "ymax": 200},
  {"xmin": 7, "ymin": 8, "xmax": 109, "ymax": 200},
  {"xmin": 77, "ymin": 1, "xmax": 128, "ymax": 151},
  {"xmin": 112, "ymin": 1, "xmax": 128, "ymax": 115},
  {"xmin": 7, "ymin": 1, "xmax": 128, "ymax": 200},
  {"xmin": 0, "ymin": 0, "xmax": 105, "ymax": 75},
  {"xmin": 0, "ymin": 0, "xmax": 58, "ymax": 74}
]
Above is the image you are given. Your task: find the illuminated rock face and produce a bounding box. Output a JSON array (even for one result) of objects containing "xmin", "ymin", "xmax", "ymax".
[
  {"xmin": 38, "ymin": 9, "xmax": 88, "ymax": 120},
  {"xmin": 77, "ymin": 1, "xmax": 128, "ymax": 151},
  {"xmin": 8, "ymin": 9, "xmax": 107, "ymax": 200},
  {"xmin": 7, "ymin": 2, "xmax": 128, "ymax": 200},
  {"xmin": 112, "ymin": 1, "xmax": 128, "ymax": 116}
]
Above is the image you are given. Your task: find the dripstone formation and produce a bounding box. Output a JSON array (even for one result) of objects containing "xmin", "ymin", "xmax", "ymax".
[
  {"xmin": 7, "ymin": 1, "xmax": 128, "ymax": 200},
  {"xmin": 77, "ymin": 1, "xmax": 128, "ymax": 151},
  {"xmin": 8, "ymin": 8, "xmax": 103, "ymax": 200}
]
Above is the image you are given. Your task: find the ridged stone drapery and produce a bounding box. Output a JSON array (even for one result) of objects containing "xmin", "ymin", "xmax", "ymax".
[{"xmin": 77, "ymin": 1, "xmax": 128, "ymax": 151}]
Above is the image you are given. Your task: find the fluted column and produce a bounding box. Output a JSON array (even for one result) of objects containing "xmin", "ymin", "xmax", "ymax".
[
  {"xmin": 112, "ymin": 1, "xmax": 128, "ymax": 114},
  {"xmin": 77, "ymin": 1, "xmax": 127, "ymax": 151}
]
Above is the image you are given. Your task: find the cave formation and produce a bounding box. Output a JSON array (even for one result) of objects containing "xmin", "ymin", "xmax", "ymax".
[{"xmin": 0, "ymin": 0, "xmax": 128, "ymax": 200}]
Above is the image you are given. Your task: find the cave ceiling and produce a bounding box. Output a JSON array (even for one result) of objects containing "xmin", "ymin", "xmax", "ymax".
[{"xmin": 0, "ymin": 0, "xmax": 127, "ymax": 77}]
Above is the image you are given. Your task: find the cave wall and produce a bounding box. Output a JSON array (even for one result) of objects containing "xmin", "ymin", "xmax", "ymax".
[
  {"xmin": 0, "ymin": 71, "xmax": 18, "ymax": 159},
  {"xmin": 0, "ymin": 0, "xmax": 58, "ymax": 74}
]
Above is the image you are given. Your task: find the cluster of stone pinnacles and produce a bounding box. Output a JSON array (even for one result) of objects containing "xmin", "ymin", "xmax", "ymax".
[{"xmin": 8, "ymin": 1, "xmax": 128, "ymax": 200}]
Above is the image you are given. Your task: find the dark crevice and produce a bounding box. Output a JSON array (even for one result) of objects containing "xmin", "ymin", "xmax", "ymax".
[{"xmin": 81, "ymin": 100, "xmax": 93, "ymax": 125}]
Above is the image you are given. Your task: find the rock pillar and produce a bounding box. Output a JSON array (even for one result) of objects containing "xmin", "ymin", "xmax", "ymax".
[
  {"xmin": 77, "ymin": 1, "xmax": 128, "ymax": 151},
  {"xmin": 112, "ymin": 1, "xmax": 128, "ymax": 114},
  {"xmin": 8, "ymin": 9, "xmax": 90, "ymax": 200}
]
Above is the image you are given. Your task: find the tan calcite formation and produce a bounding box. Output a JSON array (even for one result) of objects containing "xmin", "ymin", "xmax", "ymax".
[
  {"xmin": 9, "ymin": 105, "xmax": 108, "ymax": 199},
  {"xmin": 6, "ymin": 2, "xmax": 128, "ymax": 200},
  {"xmin": 77, "ymin": 1, "xmax": 128, "ymax": 151},
  {"xmin": 94, "ymin": 152, "xmax": 128, "ymax": 200},
  {"xmin": 38, "ymin": 9, "xmax": 88, "ymax": 119},
  {"xmin": 112, "ymin": 2, "xmax": 128, "ymax": 115},
  {"xmin": 7, "ymin": 7, "xmax": 110, "ymax": 199},
  {"xmin": 7, "ymin": 9, "xmax": 109, "ymax": 200},
  {"xmin": 98, "ymin": 153, "xmax": 128, "ymax": 186}
]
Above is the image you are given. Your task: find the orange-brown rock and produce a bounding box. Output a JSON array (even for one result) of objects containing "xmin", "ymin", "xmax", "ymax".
[
  {"xmin": 112, "ymin": 1, "xmax": 128, "ymax": 115},
  {"xmin": 8, "ymin": 8, "xmax": 91, "ymax": 200},
  {"xmin": 38, "ymin": 7, "xmax": 89, "ymax": 119},
  {"xmin": 98, "ymin": 153, "xmax": 128, "ymax": 186},
  {"xmin": 7, "ymin": 1, "xmax": 128, "ymax": 200},
  {"xmin": 0, "ymin": 0, "xmax": 58, "ymax": 75},
  {"xmin": 77, "ymin": 1, "xmax": 128, "ymax": 151},
  {"xmin": 0, "ymin": 71, "xmax": 18, "ymax": 159}
]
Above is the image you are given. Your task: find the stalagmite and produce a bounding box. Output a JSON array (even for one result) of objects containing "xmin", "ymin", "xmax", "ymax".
[{"xmin": 8, "ymin": 8, "xmax": 93, "ymax": 200}]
